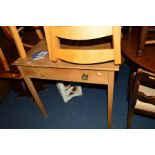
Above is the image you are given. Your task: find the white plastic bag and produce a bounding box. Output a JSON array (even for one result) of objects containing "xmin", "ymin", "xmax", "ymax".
[{"xmin": 56, "ymin": 82, "xmax": 82, "ymax": 102}]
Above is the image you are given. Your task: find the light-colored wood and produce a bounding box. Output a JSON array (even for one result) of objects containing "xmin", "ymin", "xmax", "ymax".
[
  {"xmin": 0, "ymin": 72, "xmax": 22, "ymax": 79},
  {"xmin": 61, "ymin": 42, "xmax": 111, "ymax": 49},
  {"xmin": 57, "ymin": 49, "xmax": 114, "ymax": 64},
  {"xmin": 44, "ymin": 27, "xmax": 58, "ymax": 61},
  {"xmin": 12, "ymin": 39, "xmax": 119, "ymax": 71},
  {"xmin": 1, "ymin": 26, "xmax": 13, "ymax": 42},
  {"xmin": 13, "ymin": 57, "xmax": 119, "ymax": 71},
  {"xmin": 16, "ymin": 26, "xmax": 43, "ymax": 48},
  {"xmin": 23, "ymin": 43, "xmax": 34, "ymax": 48},
  {"xmin": 9, "ymin": 26, "xmax": 27, "ymax": 59},
  {"xmin": 18, "ymin": 27, "xmax": 24, "ymax": 32},
  {"xmin": 44, "ymin": 26, "xmax": 121, "ymax": 65},
  {"xmin": 145, "ymin": 40, "xmax": 155, "ymax": 44},
  {"xmin": 11, "ymin": 27, "xmax": 120, "ymax": 128},
  {"xmin": 17, "ymin": 62, "xmax": 117, "ymax": 128},
  {"xmin": 108, "ymin": 71, "xmax": 115, "ymax": 128},
  {"xmin": 9, "ymin": 26, "xmax": 44, "ymax": 59},
  {"xmin": 34, "ymin": 27, "xmax": 44, "ymax": 40},
  {"xmin": 55, "ymin": 26, "xmax": 112, "ymax": 40},
  {"xmin": 18, "ymin": 66, "xmax": 48, "ymax": 117},
  {"xmin": 19, "ymin": 66, "xmax": 109, "ymax": 84},
  {"xmin": 113, "ymin": 26, "xmax": 121, "ymax": 64},
  {"xmin": 0, "ymin": 48, "xmax": 10, "ymax": 71}
]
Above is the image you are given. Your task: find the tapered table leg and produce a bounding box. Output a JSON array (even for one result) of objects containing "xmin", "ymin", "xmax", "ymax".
[
  {"xmin": 23, "ymin": 77, "xmax": 48, "ymax": 117},
  {"xmin": 108, "ymin": 71, "xmax": 115, "ymax": 128}
]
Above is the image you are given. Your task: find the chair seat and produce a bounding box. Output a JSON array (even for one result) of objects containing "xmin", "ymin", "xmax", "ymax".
[{"xmin": 135, "ymin": 85, "xmax": 155, "ymax": 112}]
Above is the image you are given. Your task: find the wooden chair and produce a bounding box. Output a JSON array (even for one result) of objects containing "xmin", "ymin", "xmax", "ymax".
[
  {"xmin": 137, "ymin": 26, "xmax": 155, "ymax": 56},
  {"xmin": 1, "ymin": 26, "xmax": 44, "ymax": 78},
  {"xmin": 0, "ymin": 47, "xmax": 21, "ymax": 78},
  {"xmin": 0, "ymin": 27, "xmax": 23, "ymax": 99},
  {"xmin": 0, "ymin": 28, "xmax": 22, "ymax": 79},
  {"xmin": 0, "ymin": 26, "xmax": 45, "ymax": 96},
  {"xmin": 10, "ymin": 26, "xmax": 121, "ymax": 128},
  {"xmin": 127, "ymin": 68, "xmax": 155, "ymax": 128},
  {"xmin": 44, "ymin": 26, "xmax": 121, "ymax": 64}
]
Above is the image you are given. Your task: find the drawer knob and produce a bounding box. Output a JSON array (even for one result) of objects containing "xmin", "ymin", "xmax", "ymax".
[{"xmin": 82, "ymin": 73, "xmax": 88, "ymax": 80}]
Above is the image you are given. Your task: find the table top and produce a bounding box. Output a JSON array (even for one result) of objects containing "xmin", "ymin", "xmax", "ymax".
[
  {"xmin": 121, "ymin": 27, "xmax": 155, "ymax": 73},
  {"xmin": 13, "ymin": 39, "xmax": 119, "ymax": 71}
]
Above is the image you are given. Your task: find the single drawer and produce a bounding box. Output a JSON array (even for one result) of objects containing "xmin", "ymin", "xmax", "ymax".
[{"xmin": 20, "ymin": 66, "xmax": 109, "ymax": 84}]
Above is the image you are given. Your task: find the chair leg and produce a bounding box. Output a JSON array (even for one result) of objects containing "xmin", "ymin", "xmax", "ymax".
[
  {"xmin": 23, "ymin": 77, "xmax": 48, "ymax": 117},
  {"xmin": 108, "ymin": 71, "xmax": 115, "ymax": 128},
  {"xmin": 137, "ymin": 26, "xmax": 149, "ymax": 56},
  {"xmin": 127, "ymin": 106, "xmax": 134, "ymax": 128},
  {"xmin": 0, "ymin": 48, "xmax": 10, "ymax": 71}
]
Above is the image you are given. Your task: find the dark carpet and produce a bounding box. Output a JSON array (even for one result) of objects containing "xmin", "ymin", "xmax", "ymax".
[{"xmin": 0, "ymin": 63, "xmax": 155, "ymax": 129}]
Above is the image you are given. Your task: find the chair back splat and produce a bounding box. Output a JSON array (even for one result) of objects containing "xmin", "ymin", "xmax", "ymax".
[
  {"xmin": 44, "ymin": 26, "xmax": 121, "ymax": 65},
  {"xmin": 128, "ymin": 68, "xmax": 155, "ymax": 128}
]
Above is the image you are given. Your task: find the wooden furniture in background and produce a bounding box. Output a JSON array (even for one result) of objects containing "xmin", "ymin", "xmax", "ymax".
[
  {"xmin": 0, "ymin": 47, "xmax": 21, "ymax": 79},
  {"xmin": 0, "ymin": 27, "xmax": 22, "ymax": 101},
  {"xmin": 122, "ymin": 27, "xmax": 155, "ymax": 128},
  {"xmin": 0, "ymin": 48, "xmax": 10, "ymax": 71},
  {"xmin": 127, "ymin": 68, "xmax": 155, "ymax": 128},
  {"xmin": 0, "ymin": 26, "xmax": 44, "ymax": 75},
  {"xmin": 137, "ymin": 26, "xmax": 155, "ymax": 56},
  {"xmin": 1, "ymin": 26, "xmax": 44, "ymax": 48},
  {"xmin": 0, "ymin": 27, "xmax": 22, "ymax": 79},
  {"xmin": 122, "ymin": 27, "xmax": 155, "ymax": 73},
  {"xmin": 10, "ymin": 26, "xmax": 121, "ymax": 128},
  {"xmin": 0, "ymin": 26, "xmax": 47, "ymax": 97}
]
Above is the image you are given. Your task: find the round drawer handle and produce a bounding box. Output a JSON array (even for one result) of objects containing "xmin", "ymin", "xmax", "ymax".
[{"xmin": 82, "ymin": 73, "xmax": 88, "ymax": 80}]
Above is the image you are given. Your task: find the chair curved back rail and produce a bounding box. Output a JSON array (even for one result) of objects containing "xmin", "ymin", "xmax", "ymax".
[{"xmin": 44, "ymin": 26, "xmax": 121, "ymax": 65}]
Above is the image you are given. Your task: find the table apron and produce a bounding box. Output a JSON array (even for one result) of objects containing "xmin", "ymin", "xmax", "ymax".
[{"xmin": 19, "ymin": 66, "xmax": 110, "ymax": 84}]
